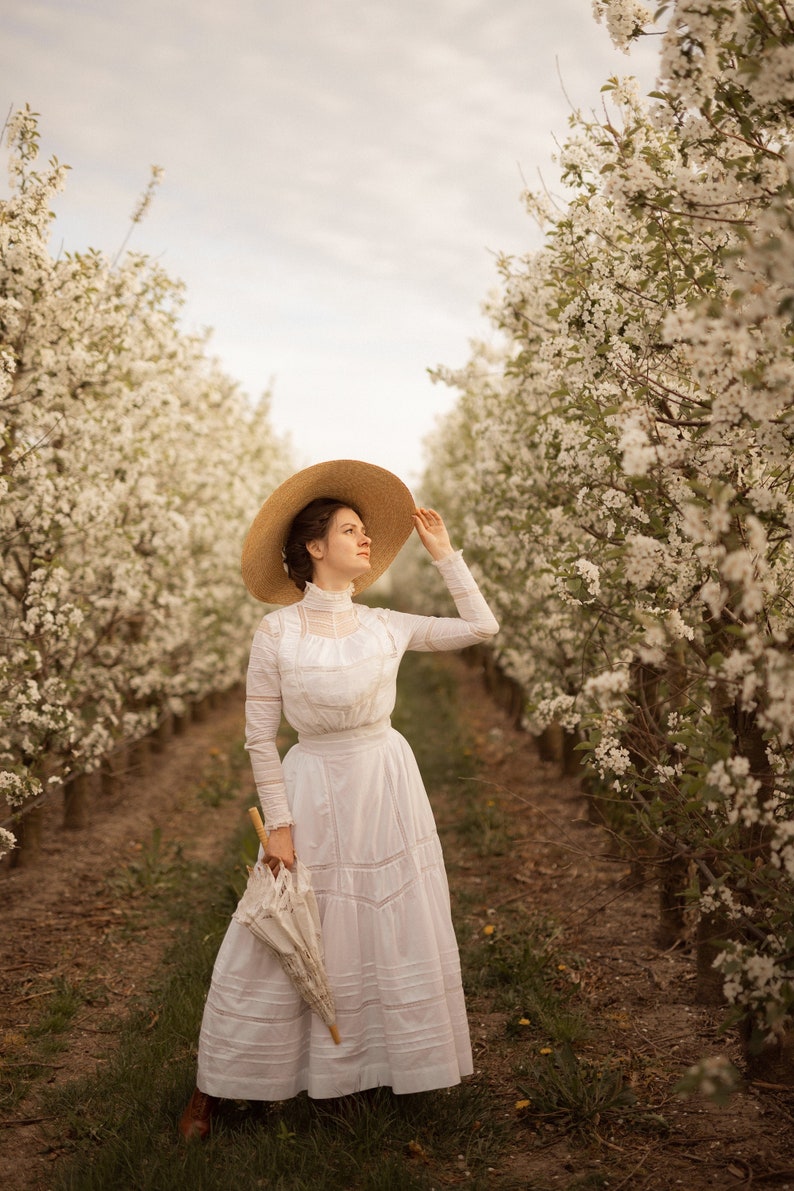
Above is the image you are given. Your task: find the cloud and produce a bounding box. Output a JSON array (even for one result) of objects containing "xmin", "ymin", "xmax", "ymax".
[{"xmin": 2, "ymin": 0, "xmax": 661, "ymax": 479}]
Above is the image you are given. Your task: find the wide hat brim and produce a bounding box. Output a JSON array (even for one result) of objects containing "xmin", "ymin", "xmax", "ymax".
[{"xmin": 242, "ymin": 459, "xmax": 416, "ymax": 604}]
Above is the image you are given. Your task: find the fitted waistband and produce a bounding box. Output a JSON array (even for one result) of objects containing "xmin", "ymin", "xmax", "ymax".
[{"xmin": 298, "ymin": 717, "xmax": 391, "ymax": 751}]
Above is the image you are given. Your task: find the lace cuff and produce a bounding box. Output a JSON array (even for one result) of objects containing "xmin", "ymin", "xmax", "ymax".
[
  {"xmin": 261, "ymin": 813, "xmax": 295, "ymax": 832},
  {"xmin": 431, "ymin": 549, "xmax": 464, "ymax": 571}
]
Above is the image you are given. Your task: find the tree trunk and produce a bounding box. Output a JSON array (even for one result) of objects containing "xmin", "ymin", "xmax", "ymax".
[
  {"xmin": 100, "ymin": 746, "xmax": 127, "ymax": 797},
  {"xmin": 480, "ymin": 649, "xmax": 498, "ymax": 699},
  {"xmin": 561, "ymin": 729, "xmax": 583, "ymax": 777},
  {"xmin": 741, "ymin": 1023, "xmax": 794, "ymax": 1084},
  {"xmin": 173, "ymin": 706, "xmax": 191, "ymax": 735},
  {"xmin": 656, "ymin": 852, "xmax": 690, "ymax": 948},
  {"xmin": 9, "ymin": 804, "xmax": 43, "ymax": 868},
  {"xmin": 505, "ymin": 674, "xmax": 525, "ymax": 728},
  {"xmin": 63, "ymin": 773, "xmax": 90, "ymax": 830},
  {"xmin": 151, "ymin": 713, "xmax": 173, "ymax": 753},
  {"xmin": 535, "ymin": 723, "xmax": 562, "ymax": 763},
  {"xmin": 130, "ymin": 736, "xmax": 151, "ymax": 778},
  {"xmin": 695, "ymin": 907, "xmax": 728, "ymax": 1006},
  {"xmin": 191, "ymin": 696, "xmax": 209, "ymax": 724}
]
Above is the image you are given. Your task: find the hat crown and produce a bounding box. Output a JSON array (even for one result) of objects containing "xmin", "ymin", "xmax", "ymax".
[{"xmin": 241, "ymin": 460, "xmax": 415, "ymax": 604}]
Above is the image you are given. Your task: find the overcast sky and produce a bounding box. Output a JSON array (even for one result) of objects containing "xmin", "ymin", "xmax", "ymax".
[{"xmin": 2, "ymin": 0, "xmax": 660, "ymax": 488}]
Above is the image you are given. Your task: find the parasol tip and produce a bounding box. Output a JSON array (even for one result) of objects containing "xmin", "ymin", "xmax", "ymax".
[{"xmin": 329, "ymin": 1024, "xmax": 341, "ymax": 1045}]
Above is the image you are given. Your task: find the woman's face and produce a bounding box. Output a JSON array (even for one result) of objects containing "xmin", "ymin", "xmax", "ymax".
[{"xmin": 307, "ymin": 507, "xmax": 371, "ymax": 586}]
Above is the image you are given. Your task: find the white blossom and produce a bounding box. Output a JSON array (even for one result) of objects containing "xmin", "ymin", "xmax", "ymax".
[
  {"xmin": 419, "ymin": 0, "xmax": 794, "ymax": 1050},
  {"xmin": 575, "ymin": 558, "xmax": 601, "ymax": 597},
  {"xmin": 0, "ymin": 109, "xmax": 293, "ymax": 848}
]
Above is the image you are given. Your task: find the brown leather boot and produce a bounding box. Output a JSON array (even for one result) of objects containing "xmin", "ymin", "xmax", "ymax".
[{"xmin": 178, "ymin": 1087, "xmax": 217, "ymax": 1141}]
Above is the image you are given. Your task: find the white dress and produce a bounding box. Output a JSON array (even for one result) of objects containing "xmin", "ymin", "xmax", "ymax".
[{"xmin": 196, "ymin": 551, "xmax": 499, "ymax": 1101}]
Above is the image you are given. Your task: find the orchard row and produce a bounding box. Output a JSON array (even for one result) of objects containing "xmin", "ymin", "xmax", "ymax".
[
  {"xmin": 0, "ymin": 108, "xmax": 291, "ymax": 861},
  {"xmin": 419, "ymin": 0, "xmax": 794, "ymax": 1081}
]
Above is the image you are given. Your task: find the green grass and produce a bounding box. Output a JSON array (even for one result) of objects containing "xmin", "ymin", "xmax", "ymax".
[
  {"xmin": 466, "ymin": 918, "xmax": 588, "ymax": 1040},
  {"xmin": 196, "ymin": 740, "xmax": 250, "ymax": 807},
  {"xmin": 0, "ymin": 743, "xmax": 253, "ymax": 1120},
  {"xmin": 1, "ymin": 972, "xmax": 113, "ymax": 1112},
  {"xmin": 455, "ymin": 795, "xmax": 512, "ymax": 856},
  {"xmin": 517, "ymin": 1042, "xmax": 638, "ymax": 1134},
  {"xmin": 106, "ymin": 827, "xmax": 186, "ymax": 898},
  {"xmin": 391, "ymin": 650, "xmax": 477, "ymax": 789},
  {"xmin": 27, "ymin": 977, "xmax": 86, "ymax": 1041}
]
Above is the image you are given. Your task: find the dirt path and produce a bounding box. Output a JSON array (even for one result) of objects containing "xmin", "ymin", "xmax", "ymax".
[
  {"xmin": 0, "ymin": 690, "xmax": 254, "ymax": 1191},
  {"xmin": 1, "ymin": 660, "xmax": 793, "ymax": 1190},
  {"xmin": 445, "ymin": 654, "xmax": 794, "ymax": 1188}
]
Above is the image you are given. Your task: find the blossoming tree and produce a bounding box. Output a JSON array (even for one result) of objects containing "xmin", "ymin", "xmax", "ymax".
[
  {"xmin": 0, "ymin": 108, "xmax": 292, "ymax": 860},
  {"xmin": 422, "ymin": 0, "xmax": 794, "ymax": 1077}
]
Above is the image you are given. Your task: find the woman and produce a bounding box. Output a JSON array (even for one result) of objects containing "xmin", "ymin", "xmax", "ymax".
[{"xmin": 180, "ymin": 459, "xmax": 498, "ymax": 1139}]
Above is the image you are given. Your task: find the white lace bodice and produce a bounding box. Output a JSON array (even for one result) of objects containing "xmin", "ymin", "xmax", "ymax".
[{"xmin": 245, "ymin": 551, "xmax": 499, "ymax": 828}]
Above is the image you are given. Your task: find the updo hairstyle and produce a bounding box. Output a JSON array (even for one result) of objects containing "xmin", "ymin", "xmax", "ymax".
[{"xmin": 283, "ymin": 498, "xmax": 363, "ymax": 591}]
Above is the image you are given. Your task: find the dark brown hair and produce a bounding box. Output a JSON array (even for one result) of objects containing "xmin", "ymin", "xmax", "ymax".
[{"xmin": 283, "ymin": 498, "xmax": 363, "ymax": 591}]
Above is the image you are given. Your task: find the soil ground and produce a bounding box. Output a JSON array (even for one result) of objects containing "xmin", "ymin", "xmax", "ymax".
[
  {"xmin": 1, "ymin": 658, "xmax": 793, "ymax": 1190},
  {"xmin": 446, "ymin": 656, "xmax": 794, "ymax": 1189},
  {"xmin": 0, "ymin": 690, "xmax": 256, "ymax": 1190}
]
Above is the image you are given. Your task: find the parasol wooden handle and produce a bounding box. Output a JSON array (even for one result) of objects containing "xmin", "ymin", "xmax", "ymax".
[{"xmin": 248, "ymin": 806, "xmax": 270, "ymax": 851}]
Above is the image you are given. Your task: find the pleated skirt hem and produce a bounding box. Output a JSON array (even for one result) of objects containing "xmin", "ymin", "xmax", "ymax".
[{"xmin": 198, "ymin": 1055, "xmax": 474, "ymax": 1102}]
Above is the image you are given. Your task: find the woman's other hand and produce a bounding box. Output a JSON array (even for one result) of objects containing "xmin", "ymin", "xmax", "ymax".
[
  {"xmin": 263, "ymin": 825, "xmax": 295, "ymax": 873},
  {"xmin": 413, "ymin": 507, "xmax": 454, "ymax": 562}
]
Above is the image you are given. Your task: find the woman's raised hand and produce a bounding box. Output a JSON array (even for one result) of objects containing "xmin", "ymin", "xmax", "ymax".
[{"xmin": 413, "ymin": 507, "xmax": 454, "ymax": 562}]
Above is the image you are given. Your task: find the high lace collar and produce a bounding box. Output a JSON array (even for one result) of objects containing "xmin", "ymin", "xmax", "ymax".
[{"xmin": 301, "ymin": 580, "xmax": 355, "ymax": 608}]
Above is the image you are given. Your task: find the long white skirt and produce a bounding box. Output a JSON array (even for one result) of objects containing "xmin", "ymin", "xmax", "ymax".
[{"xmin": 196, "ymin": 723, "xmax": 473, "ymax": 1100}]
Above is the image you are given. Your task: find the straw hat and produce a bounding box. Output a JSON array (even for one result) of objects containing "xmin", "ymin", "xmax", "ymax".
[{"xmin": 241, "ymin": 459, "xmax": 416, "ymax": 604}]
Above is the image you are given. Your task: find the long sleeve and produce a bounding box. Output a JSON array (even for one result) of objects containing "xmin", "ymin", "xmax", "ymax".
[
  {"xmin": 244, "ymin": 615, "xmax": 294, "ymax": 830},
  {"xmin": 389, "ymin": 550, "xmax": 499, "ymax": 652}
]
